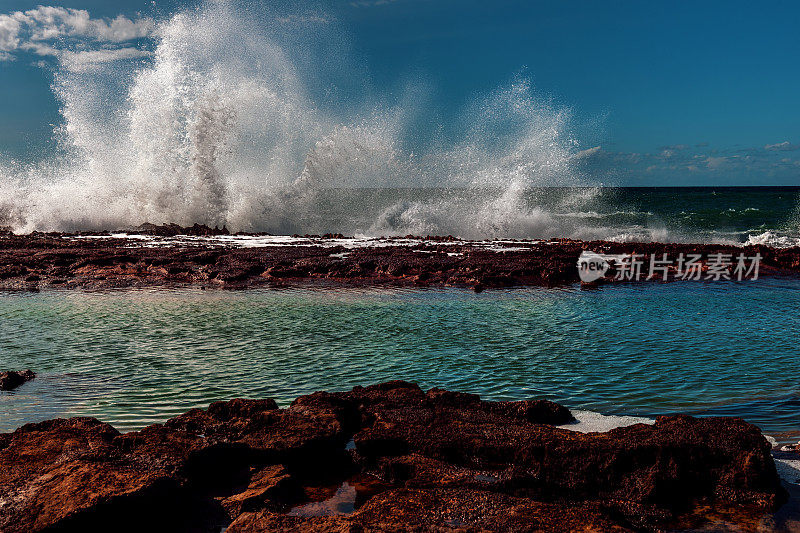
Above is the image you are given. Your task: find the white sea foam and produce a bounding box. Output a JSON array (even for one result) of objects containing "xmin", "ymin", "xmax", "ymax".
[
  {"xmin": 746, "ymin": 231, "xmax": 800, "ymax": 248},
  {"xmin": 67, "ymin": 233, "xmax": 548, "ymax": 251},
  {"xmin": 0, "ymin": 1, "xmax": 612, "ymax": 240}
]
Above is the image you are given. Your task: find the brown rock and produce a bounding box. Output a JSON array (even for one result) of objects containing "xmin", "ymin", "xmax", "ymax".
[
  {"xmin": 227, "ymin": 488, "xmax": 633, "ymax": 532},
  {"xmin": 0, "ymin": 370, "xmax": 35, "ymax": 391},
  {"xmin": 133, "ymin": 222, "xmax": 229, "ymax": 236},
  {"xmin": 0, "ymin": 418, "xmax": 190, "ymax": 533},
  {"xmin": 355, "ymin": 407, "xmax": 782, "ymax": 512},
  {"xmin": 0, "ymin": 383, "xmax": 788, "ymax": 532},
  {"xmin": 218, "ymin": 465, "xmax": 302, "ymax": 517},
  {"xmin": 164, "ymin": 397, "xmax": 351, "ymax": 467},
  {"xmin": 1, "ymin": 231, "xmax": 798, "ymax": 290}
]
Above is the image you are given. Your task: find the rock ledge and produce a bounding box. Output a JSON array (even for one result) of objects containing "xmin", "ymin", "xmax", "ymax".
[{"xmin": 0, "ymin": 381, "xmax": 787, "ymax": 532}]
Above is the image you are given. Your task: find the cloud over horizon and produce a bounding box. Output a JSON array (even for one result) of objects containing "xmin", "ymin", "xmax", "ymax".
[
  {"xmin": 764, "ymin": 141, "xmax": 800, "ymax": 152},
  {"xmin": 0, "ymin": 6, "xmax": 154, "ymax": 70},
  {"xmin": 576, "ymin": 142, "xmax": 800, "ymax": 185}
]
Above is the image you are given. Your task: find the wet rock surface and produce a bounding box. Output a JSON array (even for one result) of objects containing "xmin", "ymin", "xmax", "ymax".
[
  {"xmin": 0, "ymin": 370, "xmax": 35, "ymax": 391},
  {"xmin": 0, "ymin": 381, "xmax": 789, "ymax": 532},
  {"xmin": 1, "ymin": 230, "xmax": 799, "ymax": 290}
]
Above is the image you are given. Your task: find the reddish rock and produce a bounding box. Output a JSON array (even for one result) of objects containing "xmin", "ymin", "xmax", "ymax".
[
  {"xmin": 227, "ymin": 488, "xmax": 634, "ymax": 532},
  {"xmin": 0, "ymin": 383, "xmax": 788, "ymax": 532},
  {"xmin": 354, "ymin": 409, "xmax": 782, "ymax": 513},
  {"xmin": 0, "ymin": 232, "xmax": 797, "ymax": 290},
  {"xmin": 218, "ymin": 465, "xmax": 302, "ymax": 517},
  {"xmin": 0, "ymin": 370, "xmax": 35, "ymax": 391},
  {"xmin": 133, "ymin": 223, "xmax": 229, "ymax": 236},
  {"xmin": 164, "ymin": 397, "xmax": 351, "ymax": 467},
  {"xmin": 0, "ymin": 418, "xmax": 191, "ymax": 533}
]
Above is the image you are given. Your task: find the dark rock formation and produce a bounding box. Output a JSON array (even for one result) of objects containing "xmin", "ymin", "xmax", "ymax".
[
  {"xmin": 0, "ymin": 231, "xmax": 798, "ymax": 290},
  {"xmin": 0, "ymin": 382, "xmax": 787, "ymax": 532},
  {"xmin": 0, "ymin": 370, "xmax": 35, "ymax": 391},
  {"xmin": 226, "ymin": 488, "xmax": 633, "ymax": 532},
  {"xmin": 133, "ymin": 222, "xmax": 230, "ymax": 236}
]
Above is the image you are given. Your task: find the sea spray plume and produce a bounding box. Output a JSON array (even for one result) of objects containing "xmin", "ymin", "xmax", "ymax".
[
  {"xmin": 367, "ymin": 79, "xmax": 584, "ymax": 239},
  {"xmin": 187, "ymin": 91, "xmax": 236, "ymax": 227},
  {"xmin": 0, "ymin": 1, "xmax": 609, "ymax": 238},
  {"xmin": 747, "ymin": 196, "xmax": 800, "ymax": 247},
  {"xmin": 0, "ymin": 161, "xmax": 27, "ymax": 231},
  {"xmin": 0, "ymin": 2, "xmax": 331, "ymax": 232},
  {"xmin": 127, "ymin": 11, "xmax": 237, "ymax": 226}
]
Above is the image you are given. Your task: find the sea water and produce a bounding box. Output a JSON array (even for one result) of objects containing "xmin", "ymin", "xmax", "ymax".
[{"xmin": 1, "ymin": 279, "xmax": 798, "ymax": 445}]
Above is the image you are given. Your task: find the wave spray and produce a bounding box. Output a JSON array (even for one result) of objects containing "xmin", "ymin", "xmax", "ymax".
[{"xmin": 0, "ymin": 1, "xmax": 604, "ymax": 239}]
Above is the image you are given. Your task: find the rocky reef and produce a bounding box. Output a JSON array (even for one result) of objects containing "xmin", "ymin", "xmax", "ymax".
[
  {"xmin": 0, "ymin": 381, "xmax": 789, "ymax": 532},
  {"xmin": 0, "ymin": 228, "xmax": 799, "ymax": 291}
]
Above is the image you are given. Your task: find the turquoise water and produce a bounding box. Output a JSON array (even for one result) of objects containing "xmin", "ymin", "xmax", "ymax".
[{"xmin": 1, "ymin": 281, "xmax": 799, "ymax": 442}]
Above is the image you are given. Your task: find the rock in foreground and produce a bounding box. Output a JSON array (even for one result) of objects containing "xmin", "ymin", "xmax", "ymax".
[
  {"xmin": 0, "ymin": 382, "xmax": 787, "ymax": 532},
  {"xmin": 0, "ymin": 370, "xmax": 35, "ymax": 391}
]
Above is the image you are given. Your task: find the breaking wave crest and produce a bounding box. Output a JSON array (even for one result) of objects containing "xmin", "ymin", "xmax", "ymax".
[
  {"xmin": 0, "ymin": 1, "xmax": 611, "ymax": 239},
  {"xmin": 3, "ymin": 1, "xmax": 797, "ymax": 245}
]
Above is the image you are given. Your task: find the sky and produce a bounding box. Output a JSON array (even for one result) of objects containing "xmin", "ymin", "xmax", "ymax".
[{"xmin": 0, "ymin": 0, "xmax": 799, "ymax": 185}]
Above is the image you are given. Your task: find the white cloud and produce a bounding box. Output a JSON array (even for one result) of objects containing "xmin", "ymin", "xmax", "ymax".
[
  {"xmin": 17, "ymin": 6, "xmax": 154, "ymax": 43},
  {"xmin": 704, "ymin": 156, "xmax": 727, "ymax": 170},
  {"xmin": 659, "ymin": 144, "xmax": 689, "ymax": 151},
  {"xmin": 764, "ymin": 141, "xmax": 799, "ymax": 151},
  {"xmin": 0, "ymin": 5, "xmax": 154, "ymax": 67},
  {"xmin": 0, "ymin": 14, "xmax": 22, "ymax": 51},
  {"xmin": 17, "ymin": 40, "xmax": 150, "ymax": 71},
  {"xmin": 19, "ymin": 41, "xmax": 60, "ymax": 57},
  {"xmin": 60, "ymin": 47, "xmax": 150, "ymax": 71}
]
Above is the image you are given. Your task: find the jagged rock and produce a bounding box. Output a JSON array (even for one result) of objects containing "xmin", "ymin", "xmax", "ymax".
[
  {"xmin": 0, "ymin": 418, "xmax": 200, "ymax": 533},
  {"xmin": 164, "ymin": 397, "xmax": 350, "ymax": 467},
  {"xmin": 226, "ymin": 488, "xmax": 634, "ymax": 532},
  {"xmin": 355, "ymin": 408, "xmax": 782, "ymax": 512},
  {"xmin": 133, "ymin": 223, "xmax": 229, "ymax": 236},
  {"xmin": 217, "ymin": 465, "xmax": 303, "ymax": 517},
  {"xmin": 0, "ymin": 232, "xmax": 797, "ymax": 290},
  {"xmin": 0, "ymin": 382, "xmax": 788, "ymax": 532},
  {"xmin": 0, "ymin": 370, "xmax": 35, "ymax": 391}
]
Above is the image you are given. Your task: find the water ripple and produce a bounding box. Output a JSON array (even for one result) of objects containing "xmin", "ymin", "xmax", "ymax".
[{"xmin": 0, "ymin": 282, "xmax": 799, "ymax": 443}]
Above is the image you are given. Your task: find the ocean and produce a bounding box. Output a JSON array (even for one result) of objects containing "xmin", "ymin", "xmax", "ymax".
[
  {"xmin": 2, "ymin": 275, "xmax": 798, "ymax": 447},
  {"xmin": 212, "ymin": 185, "xmax": 800, "ymax": 245}
]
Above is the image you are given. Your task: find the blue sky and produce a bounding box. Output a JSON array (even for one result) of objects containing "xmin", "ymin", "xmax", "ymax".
[{"xmin": 1, "ymin": 0, "xmax": 799, "ymax": 185}]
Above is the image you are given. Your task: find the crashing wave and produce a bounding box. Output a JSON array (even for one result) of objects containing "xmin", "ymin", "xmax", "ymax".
[{"xmin": 0, "ymin": 1, "xmax": 608, "ymax": 239}]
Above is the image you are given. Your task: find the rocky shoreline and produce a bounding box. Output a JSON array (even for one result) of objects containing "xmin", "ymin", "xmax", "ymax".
[
  {"xmin": 1, "ymin": 226, "xmax": 800, "ymax": 290},
  {"xmin": 0, "ymin": 381, "xmax": 793, "ymax": 532}
]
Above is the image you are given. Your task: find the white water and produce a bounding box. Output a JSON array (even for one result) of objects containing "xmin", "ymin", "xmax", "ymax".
[
  {"xmin": 3, "ymin": 2, "xmax": 797, "ymax": 245},
  {"xmin": 0, "ymin": 1, "xmax": 608, "ymax": 239},
  {"xmin": 747, "ymin": 231, "xmax": 800, "ymax": 248}
]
